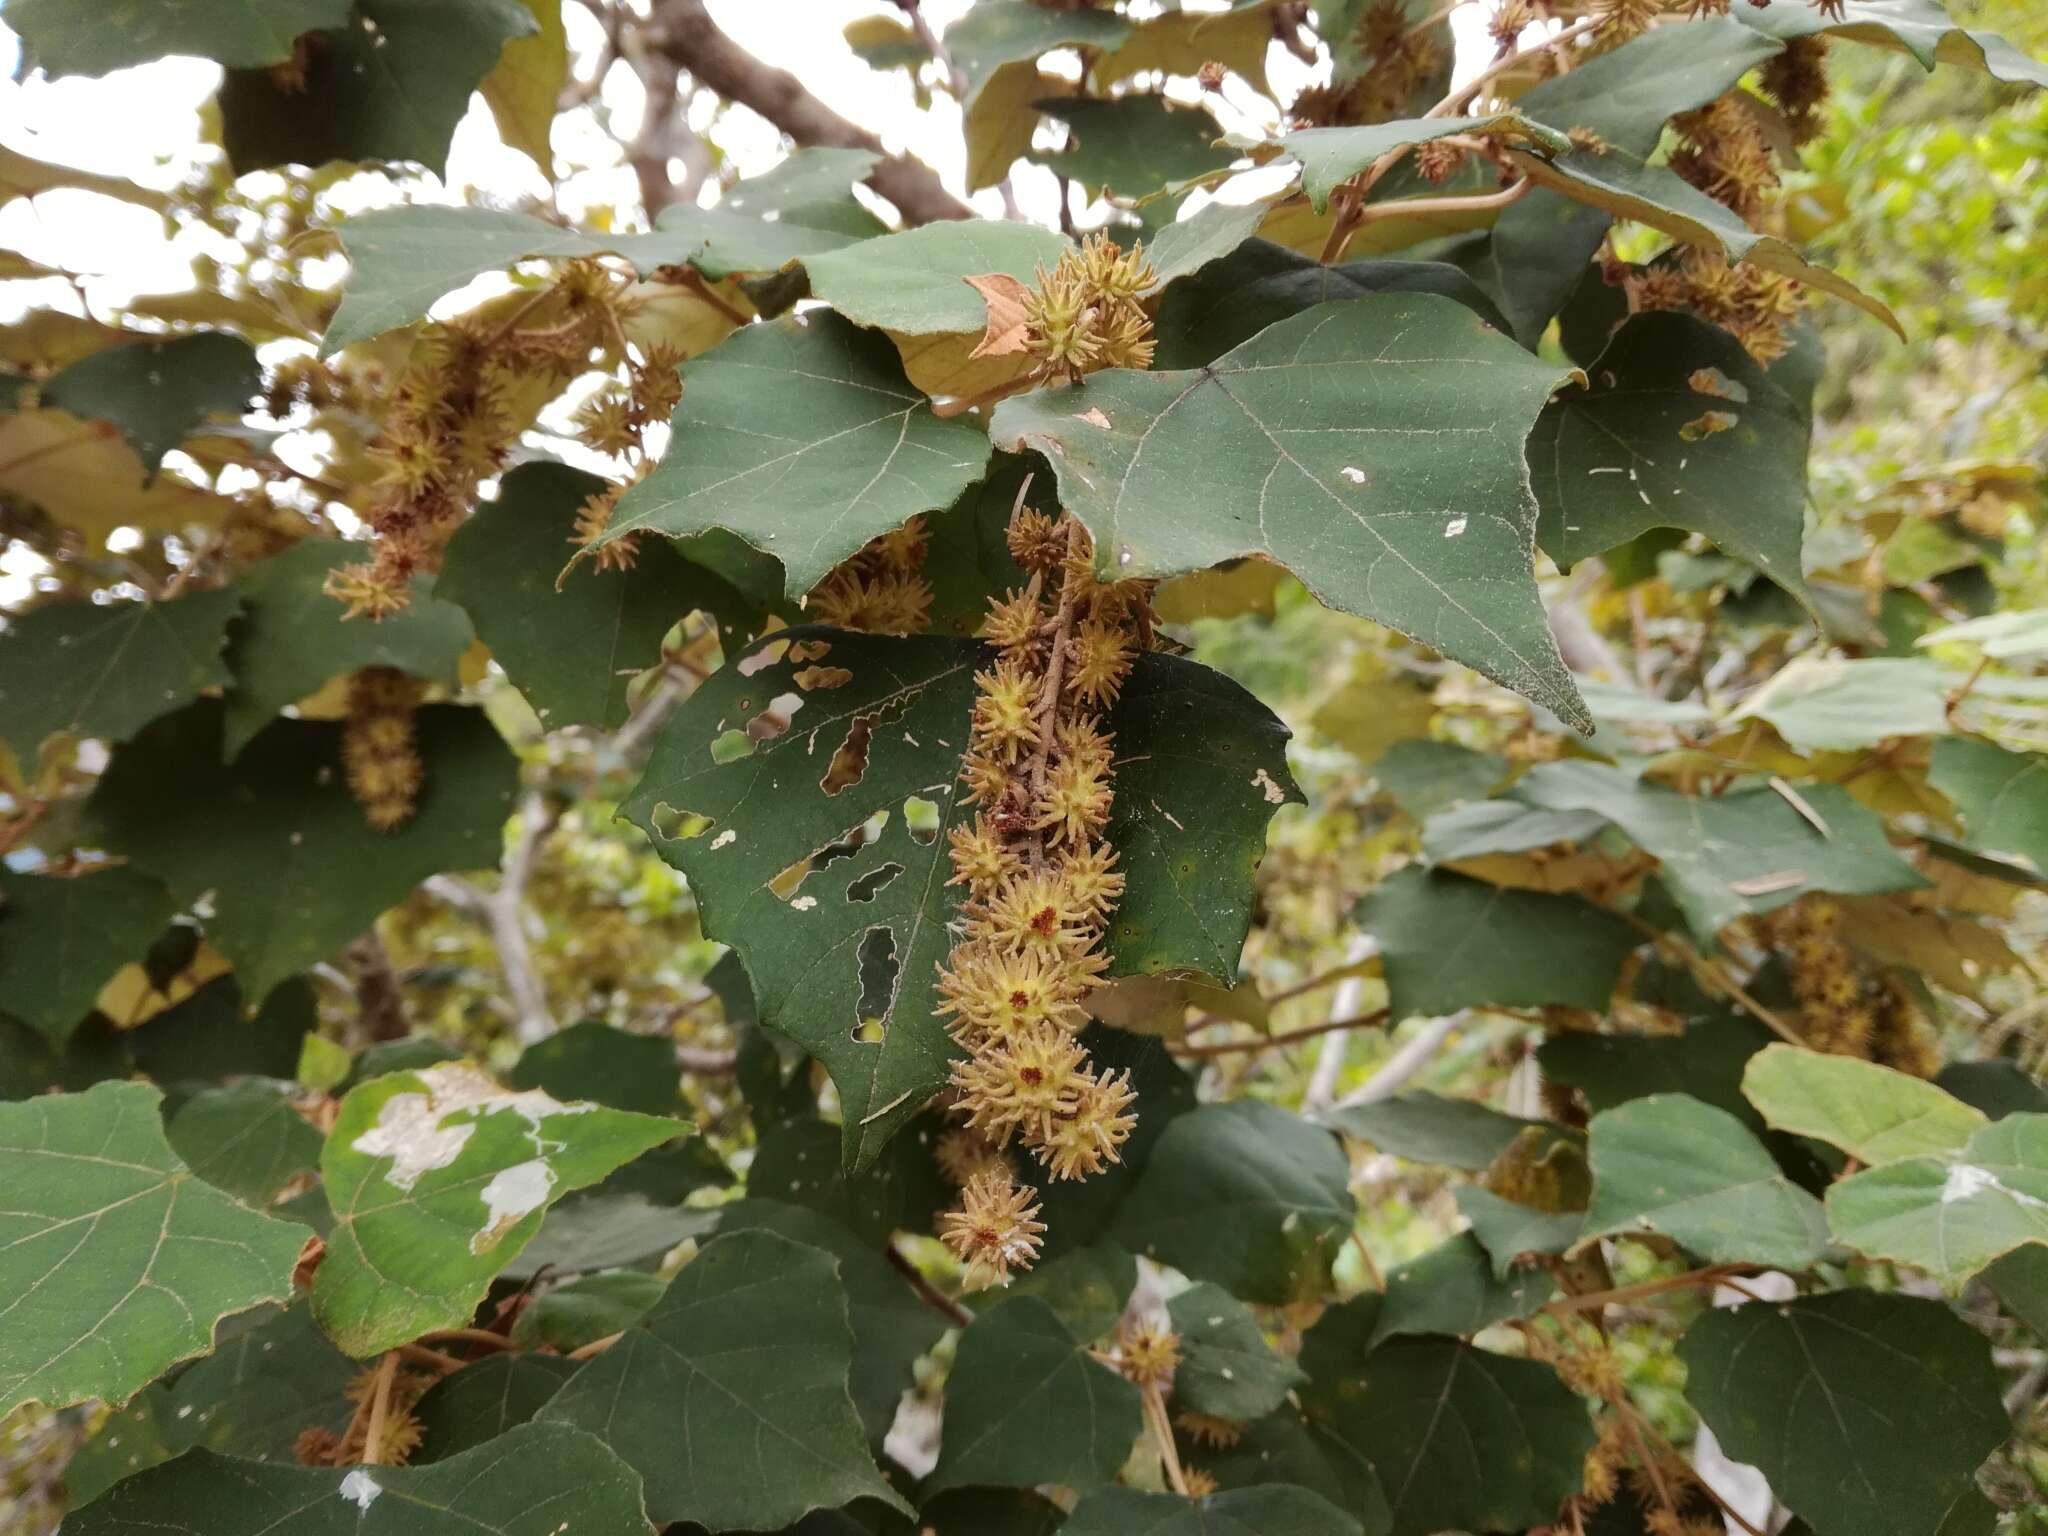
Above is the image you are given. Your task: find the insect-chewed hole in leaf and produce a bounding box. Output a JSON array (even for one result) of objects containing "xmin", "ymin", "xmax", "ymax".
[
  {"xmin": 848, "ymin": 862, "xmax": 905, "ymax": 903},
  {"xmin": 853, "ymin": 923, "xmax": 900, "ymax": 1042},
  {"xmin": 746, "ymin": 691, "xmax": 805, "ymax": 744},
  {"xmin": 648, "ymin": 803, "xmax": 713, "ymax": 840},
  {"xmin": 710, "ymin": 729, "xmax": 755, "ymax": 764},
  {"xmin": 903, "ymin": 795, "xmax": 942, "ymax": 846},
  {"xmin": 794, "ymin": 664, "xmax": 853, "ymax": 691},
  {"xmin": 736, "ymin": 637, "xmax": 791, "ymax": 677},
  {"xmin": 1681, "ymin": 410, "xmax": 1739, "ymax": 441},
  {"xmin": 1687, "ymin": 366, "xmax": 1748, "ymax": 403},
  {"xmin": 770, "ymin": 811, "xmax": 890, "ymax": 901},
  {"xmin": 821, "ymin": 715, "xmax": 875, "ymax": 796}
]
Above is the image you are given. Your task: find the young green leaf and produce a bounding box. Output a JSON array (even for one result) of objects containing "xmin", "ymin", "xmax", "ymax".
[
  {"xmin": 1742, "ymin": 1044, "xmax": 1987, "ymax": 1164},
  {"xmin": 312, "ymin": 1060, "xmax": 681, "ymax": 1356},
  {"xmin": 0, "ymin": 1080, "xmax": 311, "ymax": 1416},
  {"xmin": 540, "ymin": 1229, "xmax": 909, "ymax": 1529}
]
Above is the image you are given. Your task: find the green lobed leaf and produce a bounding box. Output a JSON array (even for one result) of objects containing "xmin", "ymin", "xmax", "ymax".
[
  {"xmin": 1300, "ymin": 1330, "xmax": 1592, "ymax": 1536},
  {"xmin": 745, "ymin": 1115, "xmax": 945, "ymax": 1250},
  {"xmin": 1929, "ymin": 736, "xmax": 2048, "ymax": 878},
  {"xmin": 541, "ymin": 1229, "xmax": 908, "ymax": 1529},
  {"xmin": 0, "ymin": 866, "xmax": 174, "ymax": 1044},
  {"xmin": 506, "ymin": 1017, "xmax": 684, "ymax": 1117},
  {"xmin": 312, "ymin": 1060, "xmax": 681, "ymax": 1356},
  {"xmin": 439, "ymin": 462, "xmax": 767, "ymax": 731},
  {"xmin": 1732, "ymin": 0, "xmax": 2048, "ymax": 90},
  {"xmin": 1531, "ymin": 312, "xmax": 1817, "ymax": 590},
  {"xmin": 1510, "ymin": 759, "xmax": 1927, "ymax": 940},
  {"xmin": 64, "ymin": 1421, "xmax": 649, "ymax": 1535},
  {"xmin": 1742, "ymin": 1043, "xmax": 1987, "ymax": 1164},
  {"xmin": 166, "ymin": 1078, "xmax": 324, "ymax": 1207},
  {"xmin": 219, "ymin": 0, "xmax": 539, "ymax": 175},
  {"xmin": 1826, "ymin": 1112, "xmax": 2048, "ymax": 1289},
  {"xmin": 991, "ymin": 294, "xmax": 1591, "ymax": 730},
  {"xmin": 1370, "ymin": 738, "xmax": 1511, "ymax": 819},
  {"xmin": 1110, "ymin": 1101, "xmax": 1353, "ymax": 1304},
  {"xmin": 7, "ymin": 0, "xmax": 349, "ymax": 74},
  {"xmin": 1321, "ymin": 1090, "xmax": 1558, "ymax": 1171},
  {"xmin": 1142, "ymin": 201, "xmax": 1270, "ymax": 292},
  {"xmin": 589, "ymin": 311, "xmax": 992, "ymax": 595},
  {"xmin": 1733, "ymin": 655, "xmax": 1952, "ymax": 752},
  {"xmin": 510, "ymin": 1270, "xmax": 666, "ymax": 1351},
  {"xmin": 622, "ymin": 628, "xmax": 1293, "ymax": 1167},
  {"xmin": 411, "ymin": 1352, "xmax": 579, "ymax": 1463},
  {"xmin": 927, "ymin": 1293, "xmax": 1143, "ymax": 1494},
  {"xmin": 1368, "ymin": 1231, "xmax": 1554, "ymax": 1345},
  {"xmin": 221, "ymin": 538, "xmax": 474, "ymax": 754},
  {"xmin": 1037, "ymin": 96, "xmax": 1235, "ymax": 200},
  {"xmin": 1680, "ymin": 1291, "xmax": 2008, "ymax": 1536},
  {"xmin": 0, "ymin": 587, "xmax": 242, "ymax": 765},
  {"xmin": 1168, "ymin": 1281, "xmax": 1307, "ymax": 1422},
  {"xmin": 1540, "ymin": 1013, "xmax": 1777, "ymax": 1127},
  {"xmin": 0, "ymin": 1080, "xmax": 311, "ymax": 1415},
  {"xmin": 944, "ymin": 0, "xmax": 1132, "ymax": 191},
  {"xmin": 1359, "ymin": 865, "xmax": 1638, "ymax": 1020},
  {"xmin": 801, "ymin": 220, "xmax": 1069, "ymax": 335},
  {"xmin": 1455, "ymin": 1185, "xmax": 1586, "ymax": 1277},
  {"xmin": 43, "ymin": 332, "xmax": 261, "ymax": 470},
  {"xmin": 1285, "ymin": 113, "xmax": 1571, "ymax": 212},
  {"xmin": 1063, "ymin": 1485, "xmax": 1365, "ymax": 1536},
  {"xmin": 1008, "ymin": 1243, "xmax": 1137, "ymax": 1344},
  {"xmin": 1582, "ymin": 1093, "xmax": 1827, "ymax": 1268},
  {"xmin": 89, "ymin": 702, "xmax": 518, "ymax": 1005},
  {"xmin": 1939, "ymin": 1060, "xmax": 2048, "ymax": 1121}
]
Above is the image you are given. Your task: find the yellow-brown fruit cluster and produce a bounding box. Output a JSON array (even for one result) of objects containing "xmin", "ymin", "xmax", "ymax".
[
  {"xmin": 1615, "ymin": 94, "xmax": 1804, "ymax": 363},
  {"xmin": 934, "ymin": 504, "xmax": 1151, "ymax": 1289},
  {"xmin": 343, "ymin": 667, "xmax": 425, "ymax": 833},
  {"xmin": 1022, "ymin": 233, "xmax": 1157, "ymax": 384},
  {"xmin": 565, "ymin": 339, "xmax": 689, "ymax": 573},
  {"xmin": 1764, "ymin": 897, "xmax": 1939, "ymax": 1074},
  {"xmin": 293, "ymin": 1361, "xmax": 435, "ymax": 1467},
  {"xmin": 1760, "ymin": 36, "xmax": 1832, "ymax": 147},
  {"xmin": 328, "ymin": 260, "xmax": 640, "ymax": 619},
  {"xmin": 1290, "ymin": 0, "xmax": 1444, "ymax": 127},
  {"xmin": 1590, "ymin": 0, "xmax": 1668, "ymax": 46},
  {"xmin": 808, "ymin": 517, "xmax": 934, "ymax": 635}
]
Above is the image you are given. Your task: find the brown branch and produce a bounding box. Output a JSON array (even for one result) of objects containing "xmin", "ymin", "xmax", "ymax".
[
  {"xmin": 418, "ymin": 1327, "xmax": 516, "ymax": 1352},
  {"xmin": 887, "ymin": 1241, "xmax": 973, "ymax": 1327},
  {"xmin": 360, "ymin": 1351, "xmax": 401, "ymax": 1467},
  {"xmin": 641, "ymin": 0, "xmax": 972, "ymax": 226},
  {"xmin": 1171, "ymin": 1008, "xmax": 1392, "ymax": 1060},
  {"xmin": 1143, "ymin": 1384, "xmax": 1190, "ymax": 1496},
  {"xmin": 1538, "ymin": 1264, "xmax": 1750, "ymax": 1318}
]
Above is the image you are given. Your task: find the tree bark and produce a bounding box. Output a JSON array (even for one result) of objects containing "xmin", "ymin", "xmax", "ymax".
[{"xmin": 642, "ymin": 0, "xmax": 973, "ymax": 226}]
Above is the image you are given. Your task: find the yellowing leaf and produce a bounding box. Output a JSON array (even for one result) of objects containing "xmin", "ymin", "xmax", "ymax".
[
  {"xmin": 0, "ymin": 410, "xmax": 230, "ymax": 541},
  {"xmin": 481, "ymin": 0, "xmax": 568, "ymax": 177}
]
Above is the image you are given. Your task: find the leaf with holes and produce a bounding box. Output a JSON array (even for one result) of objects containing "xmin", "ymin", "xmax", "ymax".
[
  {"xmin": 1582, "ymin": 1093, "xmax": 1826, "ymax": 1268},
  {"xmin": 439, "ymin": 462, "xmax": 768, "ymax": 731},
  {"xmin": 1358, "ymin": 866, "xmax": 1638, "ymax": 1021},
  {"xmin": 540, "ymin": 1229, "xmax": 907, "ymax": 1529},
  {"xmin": 0, "ymin": 1080, "xmax": 311, "ymax": 1415},
  {"xmin": 0, "ymin": 867, "xmax": 174, "ymax": 1045},
  {"xmin": 0, "ymin": 588, "xmax": 241, "ymax": 766},
  {"xmin": 990, "ymin": 295, "xmax": 1590, "ymax": 730},
  {"xmin": 588, "ymin": 312, "xmax": 992, "ymax": 596},
  {"xmin": 63, "ymin": 1421, "xmax": 650, "ymax": 1536},
  {"xmin": 219, "ymin": 0, "xmax": 538, "ymax": 175},
  {"xmin": 1680, "ymin": 1291, "xmax": 2008, "ymax": 1536},
  {"xmin": 927, "ymin": 1293, "xmax": 1143, "ymax": 1494},
  {"xmin": 620, "ymin": 627, "xmax": 1295, "ymax": 1168},
  {"xmin": 7, "ymin": 0, "xmax": 350, "ymax": 74},
  {"xmin": 311, "ymin": 1060, "xmax": 680, "ymax": 1356},
  {"xmin": 88, "ymin": 702, "xmax": 518, "ymax": 1005},
  {"xmin": 1531, "ymin": 313, "xmax": 1817, "ymax": 591}
]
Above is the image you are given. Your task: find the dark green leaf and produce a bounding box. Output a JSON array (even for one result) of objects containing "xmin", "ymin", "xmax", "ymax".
[
  {"xmin": 1539, "ymin": 1015, "xmax": 1775, "ymax": 1125},
  {"xmin": 801, "ymin": 221, "xmax": 1068, "ymax": 335},
  {"xmin": 1531, "ymin": 313, "xmax": 1816, "ymax": 591},
  {"xmin": 1035, "ymin": 1025, "xmax": 1198, "ymax": 1261},
  {"xmin": 219, "ymin": 0, "xmax": 539, "ymax": 175},
  {"xmin": 8, "ymin": 0, "xmax": 349, "ymax": 73},
  {"xmin": 1984, "ymin": 1246, "xmax": 2048, "ymax": 1338},
  {"xmin": 0, "ymin": 1080, "xmax": 311, "ymax": 1415},
  {"xmin": 943, "ymin": 0, "xmax": 1131, "ymax": 190},
  {"xmin": 1930, "ymin": 736, "xmax": 2048, "ymax": 879},
  {"xmin": 90, "ymin": 702, "xmax": 518, "ymax": 1005},
  {"xmin": 221, "ymin": 538, "xmax": 473, "ymax": 754},
  {"xmin": 1110, "ymin": 1101, "xmax": 1352, "ymax": 1304},
  {"xmin": 1064, "ymin": 1485, "xmax": 1364, "ymax": 1536},
  {"xmin": 507, "ymin": 1018, "xmax": 684, "ymax": 1117},
  {"xmin": 411, "ymin": 1352, "xmax": 579, "ymax": 1463},
  {"xmin": 920, "ymin": 1488, "xmax": 1065, "ymax": 1536},
  {"xmin": 1320, "ymin": 1091, "xmax": 1557, "ymax": 1171},
  {"xmin": 1511, "ymin": 760, "xmax": 1926, "ymax": 940},
  {"xmin": 621, "ymin": 629, "xmax": 1291, "ymax": 1166},
  {"xmin": 1037, "ymin": 96, "xmax": 1234, "ymax": 199},
  {"xmin": 1733, "ymin": 0, "xmax": 2048, "ymax": 90},
  {"xmin": 1938, "ymin": 1060, "xmax": 2048, "ymax": 1121},
  {"xmin": 1369, "ymin": 1232, "xmax": 1554, "ymax": 1345},
  {"xmin": 1680, "ymin": 1291, "xmax": 2007, "ymax": 1536},
  {"xmin": 1359, "ymin": 866, "xmax": 1638, "ymax": 1020},
  {"xmin": 1301, "ymin": 1333, "xmax": 1592, "ymax": 1536},
  {"xmin": 1370, "ymin": 739, "xmax": 1510, "ymax": 819},
  {"xmin": 510, "ymin": 1271, "xmax": 665, "ymax": 1352},
  {"xmin": 1455, "ymin": 1186, "xmax": 1585, "ymax": 1277},
  {"xmin": 744, "ymin": 1113, "xmax": 946, "ymax": 1249},
  {"xmin": 0, "ymin": 588, "xmax": 241, "ymax": 765},
  {"xmin": 166, "ymin": 1078, "xmax": 323, "ymax": 1207},
  {"xmin": 991, "ymin": 295, "xmax": 1589, "ymax": 730},
  {"xmin": 927, "ymin": 1293, "xmax": 1143, "ymax": 1494},
  {"xmin": 64, "ymin": 1421, "xmax": 649, "ymax": 1535},
  {"xmin": 1583, "ymin": 1093, "xmax": 1827, "ymax": 1268},
  {"xmin": 541, "ymin": 1229, "xmax": 908, "ymax": 1529},
  {"xmin": 313, "ymin": 1060, "xmax": 681, "ymax": 1356},
  {"xmin": 43, "ymin": 333, "xmax": 261, "ymax": 469},
  {"xmin": 0, "ymin": 866, "xmax": 173, "ymax": 1044},
  {"xmin": 1168, "ymin": 1281, "xmax": 1306, "ymax": 1421},
  {"xmin": 439, "ymin": 461, "xmax": 765, "ymax": 730},
  {"xmin": 1010, "ymin": 1244, "xmax": 1137, "ymax": 1344},
  {"xmin": 590, "ymin": 312, "xmax": 992, "ymax": 595}
]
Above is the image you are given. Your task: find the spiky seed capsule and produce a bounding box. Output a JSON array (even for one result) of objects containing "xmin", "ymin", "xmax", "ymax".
[
  {"xmin": 971, "ymin": 660, "xmax": 1043, "ymax": 761},
  {"xmin": 1176, "ymin": 1411, "xmax": 1245, "ymax": 1449},
  {"xmin": 939, "ymin": 1169, "xmax": 1046, "ymax": 1291},
  {"xmin": 1112, "ymin": 1318, "xmax": 1181, "ymax": 1391}
]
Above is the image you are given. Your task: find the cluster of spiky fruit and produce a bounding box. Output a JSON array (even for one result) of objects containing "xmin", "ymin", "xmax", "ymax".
[
  {"xmin": 808, "ymin": 517, "xmax": 934, "ymax": 635},
  {"xmin": 1289, "ymin": 0, "xmax": 1444, "ymax": 127},
  {"xmin": 934, "ymin": 501, "xmax": 1153, "ymax": 1290},
  {"xmin": 342, "ymin": 667, "xmax": 425, "ymax": 832},
  {"xmin": 294, "ymin": 1360, "xmax": 435, "ymax": 1468},
  {"xmin": 1762, "ymin": 897, "xmax": 1940, "ymax": 1075},
  {"xmin": 1021, "ymin": 233, "xmax": 1158, "ymax": 384}
]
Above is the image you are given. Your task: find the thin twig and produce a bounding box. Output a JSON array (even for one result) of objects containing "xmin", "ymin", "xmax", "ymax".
[
  {"xmin": 887, "ymin": 1241, "xmax": 973, "ymax": 1327},
  {"xmin": 398, "ymin": 1343, "xmax": 466, "ymax": 1374},
  {"xmin": 360, "ymin": 1351, "xmax": 401, "ymax": 1467},
  {"xmin": 1348, "ymin": 1229, "xmax": 1385, "ymax": 1292},
  {"xmin": 1538, "ymin": 1265, "xmax": 1748, "ymax": 1318},
  {"xmin": 1429, "ymin": 16, "xmax": 1599, "ymax": 117},
  {"xmin": 418, "ymin": 1327, "xmax": 515, "ymax": 1352},
  {"xmin": 1143, "ymin": 1385, "xmax": 1191, "ymax": 1496},
  {"xmin": 568, "ymin": 1332, "xmax": 624, "ymax": 1360},
  {"xmin": 1172, "ymin": 1008, "xmax": 1391, "ymax": 1060}
]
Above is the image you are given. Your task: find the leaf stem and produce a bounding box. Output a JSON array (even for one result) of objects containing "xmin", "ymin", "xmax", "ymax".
[
  {"xmin": 887, "ymin": 1241, "xmax": 973, "ymax": 1327},
  {"xmin": 1171, "ymin": 1008, "xmax": 1391, "ymax": 1059},
  {"xmin": 417, "ymin": 1326, "xmax": 515, "ymax": 1352},
  {"xmin": 360, "ymin": 1350, "xmax": 400, "ymax": 1467},
  {"xmin": 1538, "ymin": 1263, "xmax": 1750, "ymax": 1317},
  {"xmin": 1142, "ymin": 1384, "xmax": 1191, "ymax": 1496}
]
